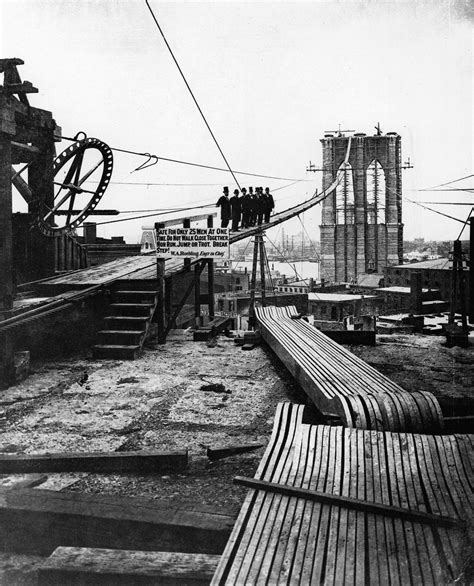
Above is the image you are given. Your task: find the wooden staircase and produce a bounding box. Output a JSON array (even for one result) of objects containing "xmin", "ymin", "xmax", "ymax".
[{"xmin": 92, "ymin": 280, "xmax": 158, "ymax": 360}]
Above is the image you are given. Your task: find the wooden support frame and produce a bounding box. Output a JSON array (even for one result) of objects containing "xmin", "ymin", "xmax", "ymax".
[
  {"xmin": 259, "ymin": 233, "xmax": 266, "ymax": 306},
  {"xmin": 207, "ymin": 214, "xmax": 215, "ymax": 320},
  {"xmin": 155, "ymin": 222, "xmax": 166, "ymax": 344},
  {"xmin": 165, "ymin": 260, "xmax": 208, "ymax": 337},
  {"xmin": 248, "ymin": 232, "xmax": 260, "ymax": 329}
]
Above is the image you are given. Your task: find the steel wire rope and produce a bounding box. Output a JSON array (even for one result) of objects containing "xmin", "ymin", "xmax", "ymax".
[
  {"xmin": 427, "ymin": 174, "xmax": 474, "ymax": 189},
  {"xmin": 295, "ymin": 212, "xmax": 333, "ymax": 290},
  {"xmin": 88, "ymin": 179, "xmax": 311, "ymax": 226},
  {"xmin": 264, "ymin": 233, "xmax": 311, "ymax": 286},
  {"xmin": 456, "ymin": 207, "xmax": 473, "ymax": 240},
  {"xmin": 144, "ymin": 0, "xmax": 241, "ymax": 189},
  {"xmin": 59, "ymin": 135, "xmax": 309, "ymax": 183},
  {"xmin": 385, "ymin": 184, "xmax": 467, "ymax": 225}
]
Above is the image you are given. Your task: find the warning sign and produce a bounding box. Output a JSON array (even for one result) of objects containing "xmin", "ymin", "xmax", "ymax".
[{"xmin": 155, "ymin": 226, "xmax": 230, "ymax": 259}]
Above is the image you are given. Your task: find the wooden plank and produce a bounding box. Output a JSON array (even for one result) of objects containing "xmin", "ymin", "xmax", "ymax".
[
  {"xmin": 298, "ymin": 423, "xmax": 330, "ymax": 584},
  {"xmin": 206, "ymin": 443, "xmax": 264, "ymax": 461},
  {"xmin": 38, "ymin": 548, "xmax": 220, "ymax": 586},
  {"xmin": 0, "ymin": 450, "xmax": 188, "ymax": 474},
  {"xmin": 232, "ymin": 477, "xmax": 466, "ymax": 529},
  {"xmin": 0, "ymin": 488, "xmax": 235, "ymax": 555}
]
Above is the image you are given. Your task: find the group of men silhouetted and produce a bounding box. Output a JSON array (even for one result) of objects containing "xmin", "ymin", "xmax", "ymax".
[{"xmin": 216, "ymin": 186, "xmax": 275, "ymax": 231}]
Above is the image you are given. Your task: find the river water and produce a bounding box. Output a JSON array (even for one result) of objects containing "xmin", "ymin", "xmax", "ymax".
[{"xmin": 228, "ymin": 260, "xmax": 320, "ymax": 281}]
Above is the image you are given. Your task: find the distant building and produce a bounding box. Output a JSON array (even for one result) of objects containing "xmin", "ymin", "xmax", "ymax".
[
  {"xmin": 78, "ymin": 223, "xmax": 140, "ymax": 266},
  {"xmin": 308, "ymin": 292, "xmax": 381, "ymax": 322},
  {"xmin": 384, "ymin": 258, "xmax": 469, "ymax": 313},
  {"xmin": 276, "ymin": 278, "xmax": 316, "ymax": 295}
]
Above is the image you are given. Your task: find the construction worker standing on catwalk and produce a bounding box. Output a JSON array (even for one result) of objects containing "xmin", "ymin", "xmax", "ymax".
[
  {"xmin": 264, "ymin": 187, "xmax": 275, "ymax": 223},
  {"xmin": 230, "ymin": 188, "xmax": 241, "ymax": 231},
  {"xmin": 216, "ymin": 186, "xmax": 231, "ymax": 228}
]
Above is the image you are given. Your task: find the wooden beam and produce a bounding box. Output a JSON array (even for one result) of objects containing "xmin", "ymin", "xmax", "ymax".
[
  {"xmin": 38, "ymin": 548, "xmax": 220, "ymax": 586},
  {"xmin": 3, "ymin": 81, "xmax": 38, "ymax": 94},
  {"xmin": 0, "ymin": 58, "xmax": 24, "ymax": 72},
  {"xmin": 233, "ymin": 476, "xmax": 467, "ymax": 529},
  {"xmin": 207, "ymin": 443, "xmax": 264, "ymax": 461},
  {"xmin": 155, "ymin": 223, "xmax": 166, "ymax": 344},
  {"xmin": 0, "ymin": 134, "xmax": 14, "ymax": 388},
  {"xmin": 207, "ymin": 214, "xmax": 215, "ymax": 320},
  {"xmin": 0, "ymin": 450, "xmax": 188, "ymax": 474},
  {"xmin": 143, "ymin": 212, "xmax": 217, "ymax": 229},
  {"xmin": 0, "ymin": 488, "xmax": 236, "ymax": 555}
]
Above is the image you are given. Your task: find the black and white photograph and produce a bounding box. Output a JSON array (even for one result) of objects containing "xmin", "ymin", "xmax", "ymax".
[{"xmin": 0, "ymin": 0, "xmax": 472, "ymax": 583}]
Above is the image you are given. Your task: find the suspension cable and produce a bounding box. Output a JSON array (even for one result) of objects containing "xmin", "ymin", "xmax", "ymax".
[
  {"xmin": 144, "ymin": 0, "xmax": 241, "ymax": 189},
  {"xmin": 60, "ymin": 135, "xmax": 307, "ymax": 183}
]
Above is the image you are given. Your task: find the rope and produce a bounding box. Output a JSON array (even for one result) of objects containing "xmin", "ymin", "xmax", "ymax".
[
  {"xmin": 457, "ymin": 208, "xmax": 474, "ymax": 240},
  {"xmin": 428, "ymin": 174, "xmax": 474, "ymax": 189},
  {"xmin": 93, "ymin": 203, "xmax": 213, "ymax": 227},
  {"xmin": 144, "ymin": 0, "xmax": 241, "ymax": 189},
  {"xmin": 60, "ymin": 135, "xmax": 307, "ymax": 183}
]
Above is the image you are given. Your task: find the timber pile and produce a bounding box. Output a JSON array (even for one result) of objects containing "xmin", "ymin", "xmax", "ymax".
[
  {"xmin": 212, "ymin": 402, "xmax": 473, "ymax": 585},
  {"xmin": 256, "ymin": 305, "xmax": 443, "ymax": 432}
]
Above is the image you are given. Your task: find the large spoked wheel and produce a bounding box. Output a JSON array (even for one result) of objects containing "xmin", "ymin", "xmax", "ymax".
[{"xmin": 36, "ymin": 137, "xmax": 113, "ymax": 237}]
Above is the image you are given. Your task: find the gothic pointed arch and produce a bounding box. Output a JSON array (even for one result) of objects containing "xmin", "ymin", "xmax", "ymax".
[
  {"xmin": 335, "ymin": 162, "xmax": 355, "ymax": 224},
  {"xmin": 366, "ymin": 159, "xmax": 386, "ymax": 224}
]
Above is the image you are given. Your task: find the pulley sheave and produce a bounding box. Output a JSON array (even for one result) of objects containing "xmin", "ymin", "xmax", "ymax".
[{"xmin": 36, "ymin": 137, "xmax": 113, "ymax": 237}]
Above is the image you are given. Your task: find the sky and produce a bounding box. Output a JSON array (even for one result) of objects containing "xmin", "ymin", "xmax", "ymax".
[{"xmin": 1, "ymin": 0, "xmax": 473, "ymax": 246}]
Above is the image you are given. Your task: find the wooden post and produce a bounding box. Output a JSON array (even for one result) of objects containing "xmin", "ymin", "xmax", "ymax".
[
  {"xmin": 0, "ymin": 133, "xmax": 14, "ymax": 388},
  {"xmin": 194, "ymin": 263, "xmax": 201, "ymax": 326},
  {"xmin": 469, "ymin": 217, "xmax": 474, "ymax": 324},
  {"xmin": 207, "ymin": 215, "xmax": 215, "ymax": 321},
  {"xmin": 155, "ymin": 223, "xmax": 166, "ymax": 344},
  {"xmin": 183, "ymin": 218, "xmax": 191, "ymax": 272},
  {"xmin": 28, "ymin": 130, "xmax": 55, "ymax": 281},
  {"xmin": 259, "ymin": 233, "xmax": 266, "ymax": 306},
  {"xmin": 165, "ymin": 276, "xmax": 172, "ymax": 328},
  {"xmin": 248, "ymin": 233, "xmax": 260, "ymax": 329}
]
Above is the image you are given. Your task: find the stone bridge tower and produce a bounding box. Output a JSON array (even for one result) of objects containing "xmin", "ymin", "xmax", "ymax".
[{"xmin": 319, "ymin": 131, "xmax": 403, "ymax": 283}]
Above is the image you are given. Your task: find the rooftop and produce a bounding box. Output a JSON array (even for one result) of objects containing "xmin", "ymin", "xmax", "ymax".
[
  {"xmin": 308, "ymin": 293, "xmax": 376, "ymax": 302},
  {"xmin": 377, "ymin": 286, "xmax": 434, "ymax": 294},
  {"xmin": 390, "ymin": 258, "xmax": 451, "ymax": 270}
]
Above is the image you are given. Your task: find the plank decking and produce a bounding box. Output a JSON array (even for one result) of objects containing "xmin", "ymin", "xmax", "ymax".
[{"xmin": 212, "ymin": 402, "xmax": 473, "ymax": 585}]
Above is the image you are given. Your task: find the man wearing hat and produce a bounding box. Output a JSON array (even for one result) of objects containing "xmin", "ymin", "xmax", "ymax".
[
  {"xmin": 263, "ymin": 187, "xmax": 275, "ymax": 223},
  {"xmin": 230, "ymin": 188, "xmax": 242, "ymax": 231},
  {"xmin": 216, "ymin": 186, "xmax": 231, "ymax": 228},
  {"xmin": 240, "ymin": 187, "xmax": 250, "ymax": 228}
]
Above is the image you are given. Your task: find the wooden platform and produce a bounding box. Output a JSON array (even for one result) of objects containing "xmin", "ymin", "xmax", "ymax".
[
  {"xmin": 256, "ymin": 306, "xmax": 444, "ymax": 432},
  {"xmin": 212, "ymin": 402, "xmax": 473, "ymax": 585}
]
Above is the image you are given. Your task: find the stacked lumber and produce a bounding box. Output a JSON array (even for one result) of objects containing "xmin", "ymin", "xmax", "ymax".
[
  {"xmin": 256, "ymin": 305, "xmax": 443, "ymax": 432},
  {"xmin": 212, "ymin": 403, "xmax": 473, "ymax": 585}
]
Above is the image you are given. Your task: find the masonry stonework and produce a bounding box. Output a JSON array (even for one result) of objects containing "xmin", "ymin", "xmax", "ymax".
[{"xmin": 319, "ymin": 132, "xmax": 403, "ymax": 283}]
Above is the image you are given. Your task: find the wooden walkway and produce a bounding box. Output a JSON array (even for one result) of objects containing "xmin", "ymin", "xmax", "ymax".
[
  {"xmin": 212, "ymin": 402, "xmax": 473, "ymax": 585},
  {"xmin": 256, "ymin": 306, "xmax": 443, "ymax": 433}
]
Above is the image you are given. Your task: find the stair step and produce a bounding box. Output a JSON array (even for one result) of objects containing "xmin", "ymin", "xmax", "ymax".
[
  {"xmin": 114, "ymin": 280, "xmax": 158, "ymax": 292},
  {"xmin": 92, "ymin": 344, "xmax": 141, "ymax": 360},
  {"xmin": 104, "ymin": 316, "xmax": 149, "ymax": 330},
  {"xmin": 114, "ymin": 290, "xmax": 158, "ymax": 303},
  {"xmin": 98, "ymin": 330, "xmax": 145, "ymax": 345},
  {"xmin": 110, "ymin": 303, "xmax": 154, "ymax": 317}
]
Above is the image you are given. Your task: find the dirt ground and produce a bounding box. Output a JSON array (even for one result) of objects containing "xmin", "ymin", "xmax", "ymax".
[{"xmin": 0, "ymin": 330, "xmax": 472, "ymax": 584}]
